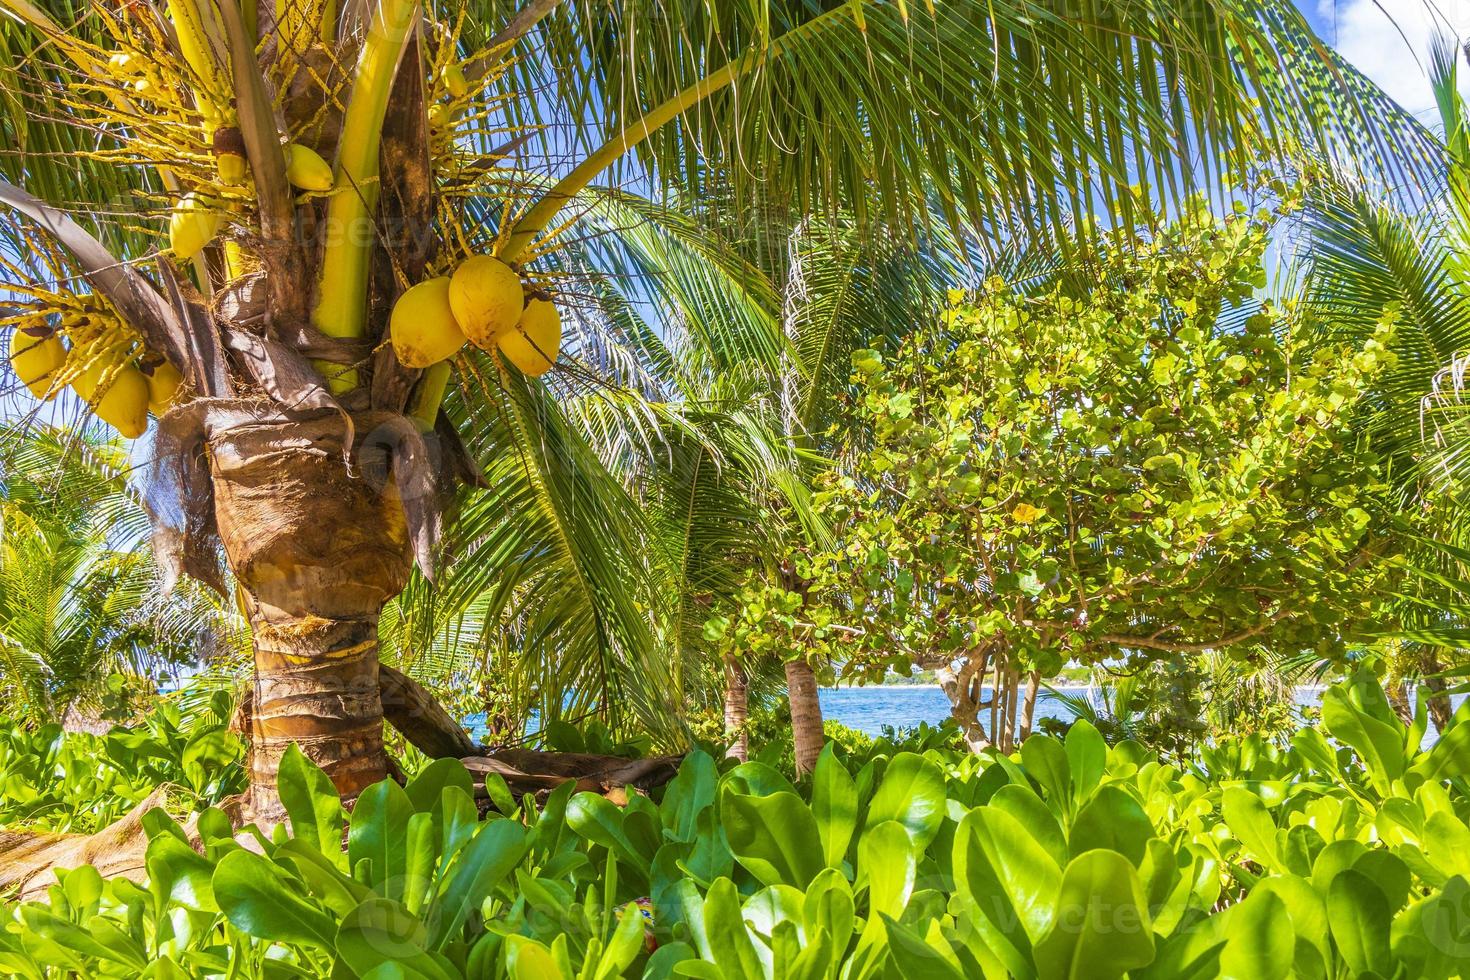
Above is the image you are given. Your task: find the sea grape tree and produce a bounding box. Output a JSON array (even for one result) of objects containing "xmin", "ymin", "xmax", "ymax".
[{"xmin": 816, "ymin": 200, "xmax": 1401, "ymax": 750}]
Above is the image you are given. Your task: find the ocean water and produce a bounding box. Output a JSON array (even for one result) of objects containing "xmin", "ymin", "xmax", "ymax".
[
  {"xmin": 818, "ymin": 685, "xmax": 1465, "ymax": 743},
  {"xmin": 819, "ymin": 685, "xmax": 1082, "ymax": 736},
  {"xmin": 466, "ymin": 685, "xmax": 1465, "ymax": 744}
]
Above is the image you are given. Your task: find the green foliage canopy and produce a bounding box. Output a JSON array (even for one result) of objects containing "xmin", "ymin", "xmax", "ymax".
[{"xmin": 818, "ymin": 200, "xmax": 1402, "ymax": 686}]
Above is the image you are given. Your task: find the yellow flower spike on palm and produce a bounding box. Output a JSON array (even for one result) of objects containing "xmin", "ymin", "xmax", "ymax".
[
  {"xmin": 284, "ymin": 143, "xmax": 333, "ymax": 192},
  {"xmin": 146, "ymin": 360, "xmax": 183, "ymax": 415},
  {"xmin": 497, "ymin": 296, "xmax": 562, "ymax": 377},
  {"xmin": 108, "ymin": 52, "xmax": 139, "ymax": 76},
  {"xmin": 169, "ymin": 193, "xmax": 219, "ymax": 260},
  {"xmin": 391, "ymin": 277, "xmax": 467, "ymax": 368},
  {"xmin": 448, "ymin": 255, "xmax": 523, "ymax": 350},
  {"xmin": 7, "ymin": 328, "xmax": 66, "ymax": 400}
]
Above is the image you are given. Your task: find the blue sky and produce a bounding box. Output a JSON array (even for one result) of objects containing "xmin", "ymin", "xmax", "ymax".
[{"xmin": 1300, "ymin": 0, "xmax": 1470, "ymax": 119}]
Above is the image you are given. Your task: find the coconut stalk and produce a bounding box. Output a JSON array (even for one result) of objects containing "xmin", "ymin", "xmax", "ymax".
[{"xmin": 311, "ymin": 0, "xmax": 420, "ymax": 392}]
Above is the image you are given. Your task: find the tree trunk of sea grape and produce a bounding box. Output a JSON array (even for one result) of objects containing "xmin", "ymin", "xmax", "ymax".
[
  {"xmin": 786, "ymin": 658, "xmax": 824, "ymax": 775},
  {"xmin": 1020, "ymin": 671, "xmax": 1040, "ymax": 742},
  {"xmin": 724, "ymin": 654, "xmax": 749, "ymax": 762},
  {"xmin": 937, "ymin": 652, "xmax": 991, "ymax": 752},
  {"xmin": 209, "ymin": 417, "xmax": 413, "ymax": 820}
]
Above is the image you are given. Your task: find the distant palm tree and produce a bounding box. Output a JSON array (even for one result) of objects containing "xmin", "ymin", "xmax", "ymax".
[
  {"xmin": 1294, "ymin": 37, "xmax": 1470, "ymax": 714},
  {"xmin": 0, "ymin": 425, "xmax": 239, "ymax": 723}
]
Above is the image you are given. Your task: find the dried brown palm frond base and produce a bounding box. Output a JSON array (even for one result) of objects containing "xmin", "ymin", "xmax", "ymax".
[{"xmin": 0, "ymin": 788, "xmax": 254, "ymax": 903}]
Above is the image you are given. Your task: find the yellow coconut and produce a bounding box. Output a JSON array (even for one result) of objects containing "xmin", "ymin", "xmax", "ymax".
[
  {"xmin": 169, "ymin": 193, "xmax": 219, "ymax": 260},
  {"xmin": 284, "ymin": 143, "xmax": 334, "ymax": 192},
  {"xmin": 442, "ymin": 64, "xmax": 468, "ymax": 99},
  {"xmin": 390, "ymin": 277, "xmax": 467, "ymax": 368},
  {"xmin": 448, "ymin": 255, "xmax": 523, "ymax": 349},
  {"xmin": 81, "ymin": 363, "xmax": 150, "ymax": 439},
  {"xmin": 71, "ymin": 361, "xmax": 99, "ymax": 403},
  {"xmin": 428, "ymin": 103, "xmax": 451, "ymax": 132},
  {"xmin": 8, "ymin": 329, "xmax": 66, "ymax": 400},
  {"xmin": 146, "ymin": 360, "xmax": 183, "ymax": 415},
  {"xmin": 216, "ymin": 152, "xmax": 247, "ymax": 186},
  {"xmin": 497, "ymin": 297, "xmax": 562, "ymax": 377}
]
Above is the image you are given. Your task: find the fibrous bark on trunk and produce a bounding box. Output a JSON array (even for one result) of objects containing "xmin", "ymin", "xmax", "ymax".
[
  {"xmin": 786, "ymin": 657, "xmax": 824, "ymax": 775},
  {"xmin": 210, "ymin": 415, "xmax": 413, "ymax": 819},
  {"xmin": 724, "ymin": 653, "xmax": 749, "ymax": 762}
]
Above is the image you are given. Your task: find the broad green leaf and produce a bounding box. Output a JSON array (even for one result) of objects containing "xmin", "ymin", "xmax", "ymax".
[
  {"xmin": 660, "ymin": 750, "xmax": 717, "ymax": 843},
  {"xmin": 1252, "ymin": 876, "xmax": 1329, "ymax": 974},
  {"xmin": 721, "ymin": 789, "xmax": 823, "ymax": 888},
  {"xmin": 567, "ymin": 792, "xmax": 648, "ymax": 868},
  {"xmin": 1320, "ymin": 686, "xmax": 1407, "ymax": 794},
  {"xmin": 335, "ymin": 897, "xmax": 455, "ymax": 980},
  {"xmin": 863, "ymin": 752, "xmax": 945, "ymax": 848},
  {"xmin": 742, "ymin": 884, "xmax": 806, "ymax": 978},
  {"xmin": 146, "ymin": 833, "xmax": 217, "ymax": 912},
  {"xmin": 1221, "ymin": 786, "xmax": 1281, "ymax": 873},
  {"xmin": 803, "ymin": 868, "xmax": 856, "ymax": 959},
  {"xmin": 1328, "ymin": 868, "xmax": 1393, "ymax": 977},
  {"xmin": 953, "ymin": 806, "xmax": 1061, "ymax": 973},
  {"xmin": 883, "ymin": 914, "xmax": 966, "ymax": 980},
  {"xmin": 810, "ymin": 744, "xmax": 858, "ymax": 869},
  {"xmin": 594, "ymin": 904, "xmax": 651, "ymax": 980},
  {"xmin": 990, "ymin": 783, "xmax": 1068, "ymax": 868},
  {"xmin": 702, "ymin": 877, "xmax": 762, "ymax": 979},
  {"xmin": 404, "ymin": 758, "xmax": 474, "ymax": 814},
  {"xmin": 348, "ymin": 779, "xmax": 415, "ymax": 899},
  {"xmin": 1217, "ymin": 890, "xmax": 1292, "ymax": 980},
  {"xmin": 277, "ymin": 744, "xmax": 345, "ymax": 867},
  {"xmin": 859, "ymin": 820, "xmax": 916, "ymax": 919},
  {"xmin": 1065, "ymin": 721, "xmax": 1108, "ymax": 801},
  {"xmin": 213, "ymin": 849, "xmax": 337, "ymax": 949},
  {"xmin": 1069, "ymin": 785, "xmax": 1154, "ymax": 866},
  {"xmin": 1020, "ymin": 735, "xmax": 1071, "ymax": 813},
  {"xmin": 425, "ymin": 817, "xmax": 528, "ymax": 950},
  {"xmin": 1033, "ymin": 850, "xmax": 1154, "ymax": 980}
]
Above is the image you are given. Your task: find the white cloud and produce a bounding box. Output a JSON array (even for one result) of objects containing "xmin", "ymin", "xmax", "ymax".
[{"xmin": 1320, "ymin": 0, "xmax": 1470, "ymax": 119}]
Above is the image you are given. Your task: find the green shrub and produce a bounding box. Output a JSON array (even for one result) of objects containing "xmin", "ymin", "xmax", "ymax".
[
  {"xmin": 6, "ymin": 669, "xmax": 1470, "ymax": 977},
  {"xmin": 0, "ymin": 688, "xmax": 243, "ymax": 834}
]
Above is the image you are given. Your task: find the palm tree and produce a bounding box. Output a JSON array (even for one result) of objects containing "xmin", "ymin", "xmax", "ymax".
[
  {"xmin": 0, "ymin": 424, "xmax": 238, "ymax": 723},
  {"xmin": 0, "ymin": 0, "xmax": 1428, "ymax": 813},
  {"xmin": 1294, "ymin": 37, "xmax": 1470, "ymax": 715}
]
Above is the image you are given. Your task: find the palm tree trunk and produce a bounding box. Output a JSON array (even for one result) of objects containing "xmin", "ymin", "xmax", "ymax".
[
  {"xmin": 247, "ymin": 609, "xmax": 387, "ymax": 813},
  {"xmin": 1418, "ymin": 651, "xmax": 1454, "ymax": 733},
  {"xmin": 1387, "ymin": 679, "xmax": 1414, "ymax": 727},
  {"xmin": 786, "ymin": 658, "xmax": 824, "ymax": 775},
  {"xmin": 724, "ymin": 654, "xmax": 749, "ymax": 762},
  {"xmin": 211, "ymin": 418, "xmax": 413, "ymax": 820}
]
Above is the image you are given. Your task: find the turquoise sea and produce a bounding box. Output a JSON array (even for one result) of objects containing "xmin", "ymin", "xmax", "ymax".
[
  {"xmin": 817, "ymin": 684, "xmax": 1464, "ymax": 743},
  {"xmin": 465, "ymin": 685, "xmax": 1464, "ymax": 744}
]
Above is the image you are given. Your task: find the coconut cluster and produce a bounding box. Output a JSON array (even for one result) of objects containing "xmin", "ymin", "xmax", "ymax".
[
  {"xmin": 389, "ymin": 255, "xmax": 563, "ymax": 377},
  {"xmin": 7, "ymin": 327, "xmax": 180, "ymax": 439}
]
